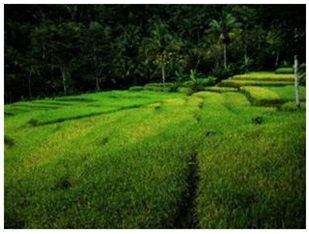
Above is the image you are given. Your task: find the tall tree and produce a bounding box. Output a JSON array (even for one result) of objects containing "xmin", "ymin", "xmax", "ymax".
[
  {"xmin": 84, "ymin": 21, "xmax": 111, "ymax": 90},
  {"xmin": 266, "ymin": 28, "xmax": 284, "ymax": 67},
  {"xmin": 208, "ymin": 10, "xmax": 241, "ymax": 69},
  {"xmin": 232, "ymin": 6, "xmax": 256, "ymax": 66},
  {"xmin": 4, "ymin": 5, "xmax": 306, "ymax": 103},
  {"xmin": 142, "ymin": 20, "xmax": 182, "ymax": 89},
  {"xmin": 111, "ymin": 24, "xmax": 142, "ymax": 84},
  {"xmin": 47, "ymin": 21, "xmax": 84, "ymax": 94}
]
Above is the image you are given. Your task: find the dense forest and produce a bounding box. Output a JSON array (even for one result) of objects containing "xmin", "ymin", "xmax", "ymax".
[{"xmin": 4, "ymin": 4, "xmax": 306, "ymax": 103}]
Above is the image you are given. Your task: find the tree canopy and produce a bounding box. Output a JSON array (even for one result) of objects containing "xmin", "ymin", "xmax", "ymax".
[{"xmin": 4, "ymin": 4, "xmax": 306, "ymax": 103}]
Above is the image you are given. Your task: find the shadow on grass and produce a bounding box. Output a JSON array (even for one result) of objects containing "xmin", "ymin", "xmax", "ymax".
[
  {"xmin": 4, "ymin": 135, "xmax": 15, "ymax": 147},
  {"xmin": 54, "ymin": 97, "xmax": 96, "ymax": 103},
  {"xmin": 28, "ymin": 103, "xmax": 152, "ymax": 127}
]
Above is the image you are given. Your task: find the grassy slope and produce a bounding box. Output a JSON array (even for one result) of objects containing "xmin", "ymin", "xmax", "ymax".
[
  {"xmin": 5, "ymin": 91, "xmax": 201, "ymax": 228},
  {"xmin": 194, "ymin": 91, "xmax": 305, "ymax": 228},
  {"xmin": 4, "ymin": 88, "xmax": 306, "ymax": 228}
]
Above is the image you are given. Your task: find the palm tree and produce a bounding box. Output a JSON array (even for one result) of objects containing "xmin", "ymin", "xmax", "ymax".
[
  {"xmin": 111, "ymin": 24, "xmax": 141, "ymax": 82},
  {"xmin": 209, "ymin": 11, "xmax": 241, "ymax": 69},
  {"xmin": 142, "ymin": 20, "xmax": 182, "ymax": 90}
]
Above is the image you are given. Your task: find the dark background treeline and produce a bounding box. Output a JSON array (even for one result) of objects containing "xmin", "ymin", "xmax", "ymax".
[{"xmin": 4, "ymin": 4, "xmax": 306, "ymax": 103}]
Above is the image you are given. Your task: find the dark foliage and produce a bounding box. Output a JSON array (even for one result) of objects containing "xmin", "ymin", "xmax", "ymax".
[{"xmin": 4, "ymin": 4, "xmax": 306, "ymax": 103}]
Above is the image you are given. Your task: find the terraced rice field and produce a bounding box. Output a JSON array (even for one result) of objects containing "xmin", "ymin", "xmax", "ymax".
[
  {"xmin": 4, "ymin": 77, "xmax": 306, "ymax": 228},
  {"xmin": 218, "ymin": 72, "xmax": 294, "ymax": 88}
]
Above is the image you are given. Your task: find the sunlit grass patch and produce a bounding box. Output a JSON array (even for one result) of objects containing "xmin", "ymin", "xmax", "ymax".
[
  {"xmin": 185, "ymin": 95, "xmax": 204, "ymax": 108},
  {"xmin": 4, "ymin": 88, "xmax": 305, "ymax": 228},
  {"xmin": 5, "ymin": 95, "xmax": 202, "ymax": 228},
  {"xmin": 145, "ymin": 102, "xmax": 162, "ymax": 109},
  {"xmin": 240, "ymin": 86, "xmax": 282, "ymax": 106},
  {"xmin": 193, "ymin": 91, "xmax": 221, "ymax": 100},
  {"xmin": 24, "ymin": 91, "xmax": 184, "ymax": 126},
  {"xmin": 197, "ymin": 109, "xmax": 305, "ymax": 228},
  {"xmin": 177, "ymin": 87, "xmax": 190, "ymax": 93},
  {"xmin": 221, "ymin": 92, "xmax": 251, "ymax": 115},
  {"xmin": 231, "ymin": 72, "xmax": 294, "ymax": 81},
  {"xmin": 275, "ymin": 67, "xmax": 293, "ymax": 74},
  {"xmin": 164, "ymin": 98, "xmax": 186, "ymax": 106}
]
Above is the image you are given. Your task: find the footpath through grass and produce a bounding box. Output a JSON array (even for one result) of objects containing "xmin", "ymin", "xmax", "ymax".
[{"xmin": 4, "ymin": 87, "xmax": 305, "ymax": 228}]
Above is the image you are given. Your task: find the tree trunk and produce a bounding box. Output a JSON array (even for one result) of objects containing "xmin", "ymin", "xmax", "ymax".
[
  {"xmin": 243, "ymin": 28, "xmax": 248, "ymax": 65},
  {"xmin": 95, "ymin": 77, "xmax": 100, "ymax": 91},
  {"xmin": 42, "ymin": 43, "xmax": 46, "ymax": 59},
  {"xmin": 294, "ymin": 55, "xmax": 300, "ymax": 110},
  {"xmin": 94, "ymin": 45, "xmax": 100, "ymax": 91},
  {"xmin": 195, "ymin": 58, "xmax": 200, "ymax": 70},
  {"xmin": 275, "ymin": 51, "xmax": 280, "ymax": 67},
  {"xmin": 244, "ymin": 44, "xmax": 248, "ymax": 64},
  {"xmin": 162, "ymin": 63, "xmax": 166, "ymax": 92},
  {"xmin": 28, "ymin": 67, "xmax": 33, "ymax": 99},
  {"xmin": 61, "ymin": 65, "xmax": 67, "ymax": 95},
  {"xmin": 223, "ymin": 43, "xmax": 227, "ymax": 69}
]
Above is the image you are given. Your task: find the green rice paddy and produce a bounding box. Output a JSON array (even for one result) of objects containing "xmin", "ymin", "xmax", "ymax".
[{"xmin": 4, "ymin": 74, "xmax": 306, "ymax": 228}]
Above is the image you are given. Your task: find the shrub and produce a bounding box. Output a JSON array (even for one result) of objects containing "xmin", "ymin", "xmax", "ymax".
[
  {"xmin": 174, "ymin": 70, "xmax": 187, "ymax": 83},
  {"xmin": 190, "ymin": 77, "xmax": 217, "ymax": 87},
  {"xmin": 129, "ymin": 86, "xmax": 144, "ymax": 91},
  {"xmin": 275, "ymin": 67, "xmax": 293, "ymax": 74},
  {"xmin": 210, "ymin": 65, "xmax": 237, "ymax": 81},
  {"xmin": 169, "ymin": 83, "xmax": 181, "ymax": 92},
  {"xmin": 181, "ymin": 70, "xmax": 217, "ymax": 94},
  {"xmin": 182, "ymin": 78, "xmax": 214, "ymax": 88}
]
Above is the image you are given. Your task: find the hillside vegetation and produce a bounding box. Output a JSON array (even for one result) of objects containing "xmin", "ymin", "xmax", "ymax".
[
  {"xmin": 5, "ymin": 5, "xmax": 305, "ymax": 103},
  {"xmin": 5, "ymin": 81, "xmax": 305, "ymax": 228}
]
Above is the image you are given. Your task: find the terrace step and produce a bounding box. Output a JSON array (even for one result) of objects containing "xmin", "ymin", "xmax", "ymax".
[{"xmin": 218, "ymin": 80, "xmax": 293, "ymax": 88}]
